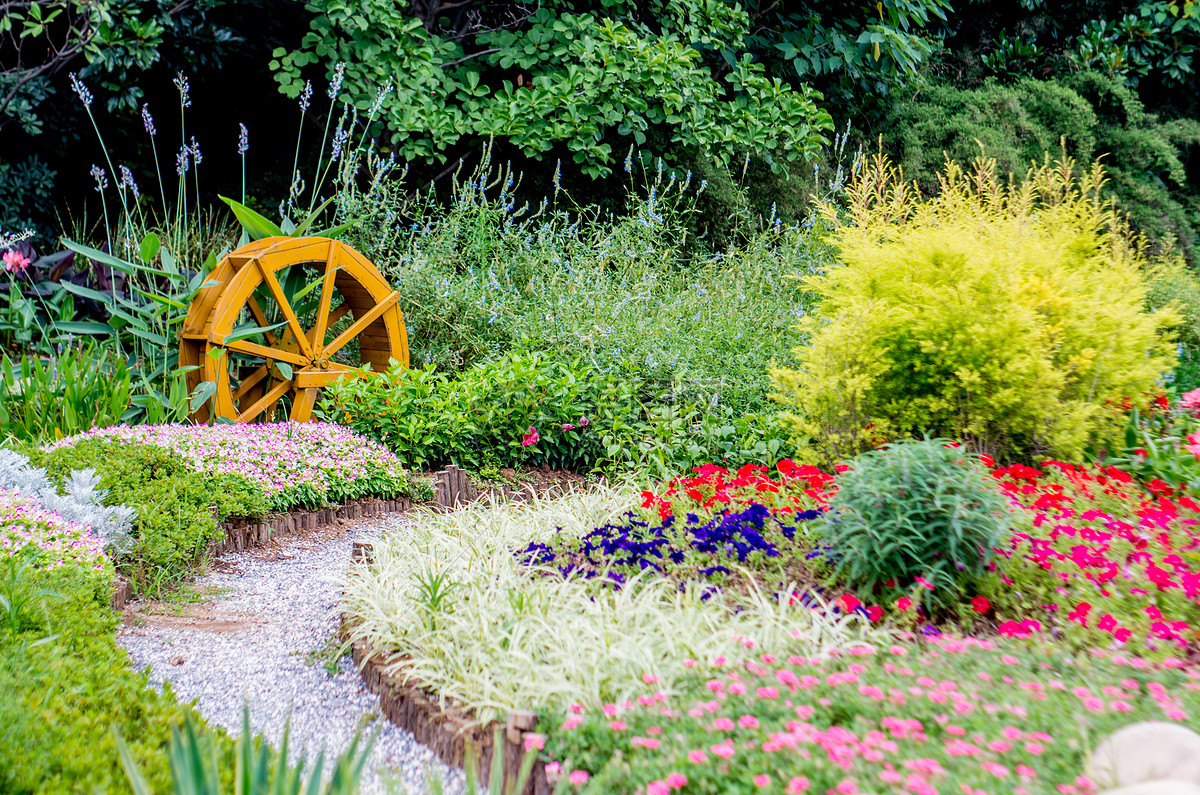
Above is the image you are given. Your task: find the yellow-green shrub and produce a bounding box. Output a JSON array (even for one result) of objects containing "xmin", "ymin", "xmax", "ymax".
[{"xmin": 772, "ymin": 152, "xmax": 1179, "ymax": 464}]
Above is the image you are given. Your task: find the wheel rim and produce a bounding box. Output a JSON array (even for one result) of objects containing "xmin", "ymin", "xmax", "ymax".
[{"xmin": 181, "ymin": 236, "xmax": 408, "ymax": 423}]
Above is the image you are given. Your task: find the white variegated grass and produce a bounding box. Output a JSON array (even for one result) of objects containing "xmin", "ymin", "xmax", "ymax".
[{"xmin": 342, "ymin": 486, "xmax": 879, "ymax": 724}]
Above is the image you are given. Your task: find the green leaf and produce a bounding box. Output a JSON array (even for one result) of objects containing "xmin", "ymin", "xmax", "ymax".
[
  {"xmin": 59, "ymin": 281, "xmax": 115, "ymax": 305},
  {"xmin": 224, "ymin": 319, "xmax": 289, "ymax": 344},
  {"xmin": 49, "ymin": 320, "xmax": 115, "ymax": 335},
  {"xmin": 294, "ymin": 197, "xmax": 335, "ymax": 236},
  {"xmin": 311, "ymin": 219, "xmax": 359, "ymax": 239},
  {"xmin": 219, "ymin": 195, "xmax": 286, "ymax": 240},
  {"xmin": 190, "ymin": 380, "xmax": 217, "ymax": 411},
  {"xmin": 139, "ymin": 232, "xmax": 161, "ymax": 264},
  {"xmin": 276, "ymin": 362, "xmax": 294, "ymax": 380}
]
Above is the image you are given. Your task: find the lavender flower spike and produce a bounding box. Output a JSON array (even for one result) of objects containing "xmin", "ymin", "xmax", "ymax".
[
  {"xmin": 299, "ymin": 80, "xmax": 313, "ymax": 113},
  {"xmin": 328, "ymin": 62, "xmax": 346, "ymax": 100},
  {"xmin": 69, "ymin": 73, "xmax": 93, "ymax": 107},
  {"xmin": 176, "ymin": 146, "xmax": 190, "ymax": 176},
  {"xmin": 89, "ymin": 164, "xmax": 108, "ymax": 192},
  {"xmin": 174, "ymin": 72, "xmax": 191, "ymax": 108},
  {"xmin": 118, "ymin": 165, "xmax": 140, "ymax": 199},
  {"xmin": 141, "ymin": 103, "xmax": 157, "ymax": 136},
  {"xmin": 369, "ymin": 83, "xmax": 393, "ymax": 116},
  {"xmin": 190, "ymin": 136, "xmax": 203, "ymax": 166},
  {"xmin": 238, "ymin": 123, "xmax": 248, "ymax": 155}
]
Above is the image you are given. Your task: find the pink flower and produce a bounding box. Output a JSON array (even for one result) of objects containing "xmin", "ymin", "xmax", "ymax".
[
  {"xmin": 562, "ymin": 423, "xmax": 575, "ymax": 431},
  {"xmin": 738, "ymin": 715, "xmax": 759, "ymax": 729},
  {"xmin": 647, "ymin": 782, "xmax": 670, "ymax": 795},
  {"xmin": 713, "ymin": 717, "xmax": 735, "ymax": 731},
  {"xmin": 578, "ymin": 416, "xmax": 590, "ymax": 427},
  {"xmin": 522, "ymin": 426, "xmax": 539, "ymax": 447},
  {"xmin": 710, "ymin": 742, "xmax": 736, "ymax": 759},
  {"xmin": 687, "ymin": 750, "xmax": 707, "ymax": 764},
  {"xmin": 754, "ymin": 774, "xmax": 771, "ymax": 788},
  {"xmin": 2, "ymin": 250, "xmax": 30, "ymax": 273},
  {"xmin": 787, "ymin": 778, "xmax": 811, "ymax": 794},
  {"xmin": 569, "ymin": 770, "xmax": 590, "ymax": 785},
  {"xmin": 666, "ymin": 772, "xmax": 688, "ymax": 790},
  {"xmin": 523, "ymin": 734, "xmax": 546, "ymax": 752},
  {"xmin": 609, "ymin": 720, "xmax": 627, "ymax": 731}
]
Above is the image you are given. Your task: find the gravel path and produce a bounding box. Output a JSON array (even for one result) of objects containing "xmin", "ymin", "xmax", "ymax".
[{"xmin": 117, "ymin": 515, "xmax": 463, "ymax": 795}]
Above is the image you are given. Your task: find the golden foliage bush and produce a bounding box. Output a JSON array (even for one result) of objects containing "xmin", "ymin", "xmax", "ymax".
[{"xmin": 771, "ymin": 152, "xmax": 1179, "ymax": 464}]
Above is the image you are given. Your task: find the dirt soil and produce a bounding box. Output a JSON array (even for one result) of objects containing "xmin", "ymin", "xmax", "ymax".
[{"xmin": 468, "ymin": 465, "xmax": 604, "ymax": 504}]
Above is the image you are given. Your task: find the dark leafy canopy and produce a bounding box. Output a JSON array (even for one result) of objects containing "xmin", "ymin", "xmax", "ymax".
[
  {"xmin": 0, "ymin": 0, "xmax": 243, "ymax": 134},
  {"xmin": 273, "ymin": 1, "xmax": 953, "ymax": 178}
]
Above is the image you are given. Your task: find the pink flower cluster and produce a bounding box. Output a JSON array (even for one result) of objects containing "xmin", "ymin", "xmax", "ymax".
[
  {"xmin": 544, "ymin": 634, "xmax": 1200, "ymax": 792},
  {"xmin": 45, "ymin": 421, "xmax": 407, "ymax": 509},
  {"xmin": 0, "ymin": 488, "xmax": 108, "ymax": 572}
]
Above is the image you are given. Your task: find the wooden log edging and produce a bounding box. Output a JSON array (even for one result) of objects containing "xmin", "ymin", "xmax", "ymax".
[
  {"xmin": 343, "ymin": 623, "xmax": 550, "ymax": 795},
  {"xmin": 343, "ymin": 540, "xmax": 548, "ymax": 795},
  {"xmin": 206, "ymin": 494, "xmax": 416, "ymax": 557},
  {"xmin": 111, "ymin": 465, "xmax": 478, "ymax": 611}
]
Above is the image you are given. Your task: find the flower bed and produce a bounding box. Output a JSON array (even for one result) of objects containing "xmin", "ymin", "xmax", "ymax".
[
  {"xmin": 986, "ymin": 460, "xmax": 1200, "ymax": 656},
  {"xmin": 342, "ymin": 488, "xmax": 878, "ymax": 725},
  {"xmin": 0, "ymin": 487, "xmax": 110, "ymax": 575},
  {"xmin": 543, "ymin": 634, "xmax": 1200, "ymax": 794},
  {"xmin": 45, "ymin": 421, "xmax": 412, "ymax": 511}
]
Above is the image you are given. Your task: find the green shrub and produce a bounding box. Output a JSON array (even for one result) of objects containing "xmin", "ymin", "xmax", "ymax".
[
  {"xmin": 0, "ymin": 562, "xmax": 233, "ymax": 794},
  {"xmin": 771, "ymin": 152, "xmax": 1179, "ymax": 464},
  {"xmin": 337, "ymin": 156, "xmax": 829, "ymax": 418},
  {"xmin": 1143, "ymin": 255, "xmax": 1200, "ymax": 392},
  {"xmin": 29, "ymin": 440, "xmax": 268, "ymax": 595},
  {"xmin": 819, "ymin": 438, "xmax": 1013, "ymax": 606},
  {"xmin": 323, "ymin": 351, "xmax": 799, "ymax": 478}
]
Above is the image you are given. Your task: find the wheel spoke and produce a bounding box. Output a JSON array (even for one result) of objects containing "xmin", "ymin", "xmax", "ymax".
[
  {"xmin": 324, "ymin": 292, "xmax": 399, "ymax": 357},
  {"xmin": 290, "ymin": 387, "xmax": 319, "ymax": 422},
  {"xmin": 239, "ymin": 377, "xmax": 293, "ymax": 423},
  {"xmin": 231, "ymin": 364, "xmax": 269, "ymax": 402},
  {"xmin": 309, "ymin": 241, "xmax": 339, "ymax": 351},
  {"xmin": 224, "ymin": 339, "xmax": 307, "ymax": 366},
  {"xmin": 256, "ymin": 259, "xmax": 314, "ymax": 359},
  {"xmin": 246, "ymin": 297, "xmax": 280, "ymax": 346}
]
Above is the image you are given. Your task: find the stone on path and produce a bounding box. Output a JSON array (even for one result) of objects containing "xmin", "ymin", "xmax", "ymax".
[
  {"xmin": 1090, "ymin": 722, "xmax": 1200, "ymax": 790},
  {"xmin": 1100, "ymin": 783, "xmax": 1200, "ymax": 795}
]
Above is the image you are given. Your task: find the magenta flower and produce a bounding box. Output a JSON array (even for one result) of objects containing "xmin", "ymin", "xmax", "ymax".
[
  {"xmin": 2, "ymin": 250, "xmax": 30, "ymax": 273},
  {"xmin": 522, "ymin": 426, "xmax": 539, "ymax": 447}
]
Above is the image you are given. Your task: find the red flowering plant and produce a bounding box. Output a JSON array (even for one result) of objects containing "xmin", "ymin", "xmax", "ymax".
[
  {"xmin": 1106, "ymin": 390, "xmax": 1200, "ymax": 490},
  {"xmin": 637, "ymin": 460, "xmax": 839, "ymax": 525},
  {"xmin": 978, "ymin": 460, "xmax": 1200, "ymax": 657}
]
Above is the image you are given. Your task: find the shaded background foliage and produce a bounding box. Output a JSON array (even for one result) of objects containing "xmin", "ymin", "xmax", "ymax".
[{"xmin": 1, "ymin": 0, "xmax": 1198, "ymax": 260}]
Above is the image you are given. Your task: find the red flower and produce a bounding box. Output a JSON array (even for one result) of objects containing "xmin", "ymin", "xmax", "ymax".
[
  {"xmin": 837, "ymin": 594, "xmax": 861, "ymax": 613},
  {"xmin": 866, "ymin": 605, "xmax": 884, "ymax": 622},
  {"xmin": 895, "ymin": 597, "xmax": 913, "ymax": 612},
  {"xmin": 971, "ymin": 596, "xmax": 991, "ymax": 614}
]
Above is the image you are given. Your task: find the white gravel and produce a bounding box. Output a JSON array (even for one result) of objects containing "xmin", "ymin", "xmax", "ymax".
[{"xmin": 117, "ymin": 514, "xmax": 463, "ymax": 795}]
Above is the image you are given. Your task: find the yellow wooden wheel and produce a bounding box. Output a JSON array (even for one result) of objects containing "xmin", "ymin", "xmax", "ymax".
[{"xmin": 180, "ymin": 236, "xmax": 408, "ymax": 423}]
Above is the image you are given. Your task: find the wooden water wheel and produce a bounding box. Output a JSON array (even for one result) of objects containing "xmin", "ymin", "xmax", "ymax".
[{"xmin": 180, "ymin": 236, "xmax": 408, "ymax": 423}]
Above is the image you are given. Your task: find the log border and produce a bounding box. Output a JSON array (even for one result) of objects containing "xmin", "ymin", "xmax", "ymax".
[{"xmin": 109, "ymin": 465, "xmax": 477, "ymax": 611}]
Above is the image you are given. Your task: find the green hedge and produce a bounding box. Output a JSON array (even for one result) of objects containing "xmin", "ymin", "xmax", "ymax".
[{"xmin": 0, "ymin": 562, "xmax": 234, "ymax": 793}]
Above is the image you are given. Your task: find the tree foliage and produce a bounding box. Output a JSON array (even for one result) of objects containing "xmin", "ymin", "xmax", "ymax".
[
  {"xmin": 273, "ymin": 1, "xmax": 953, "ymax": 177},
  {"xmin": 0, "ymin": 0, "xmax": 242, "ymax": 135}
]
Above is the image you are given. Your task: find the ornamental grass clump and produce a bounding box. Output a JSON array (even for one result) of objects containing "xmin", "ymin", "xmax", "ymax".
[
  {"xmin": 772, "ymin": 150, "xmax": 1179, "ymax": 464},
  {"xmin": 821, "ymin": 439, "xmax": 1013, "ymax": 606},
  {"xmin": 342, "ymin": 487, "xmax": 877, "ymax": 723}
]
